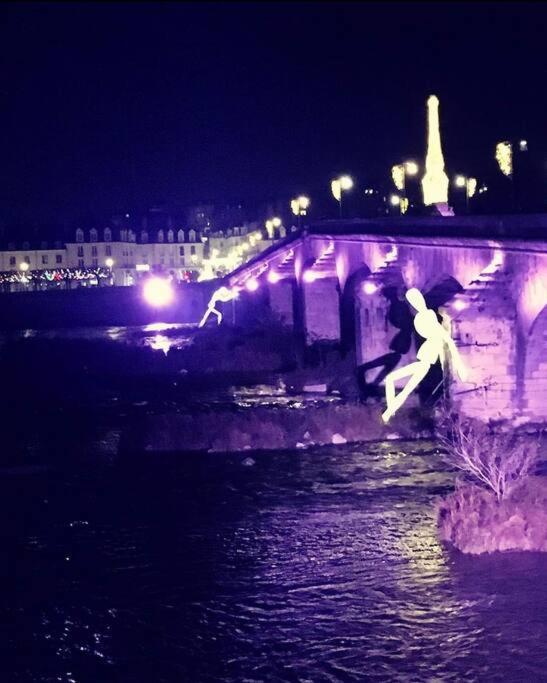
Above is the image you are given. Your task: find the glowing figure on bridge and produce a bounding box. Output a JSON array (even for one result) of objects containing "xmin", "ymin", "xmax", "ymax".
[
  {"xmin": 382, "ymin": 288, "xmax": 467, "ymax": 423},
  {"xmin": 199, "ymin": 285, "xmax": 239, "ymax": 328}
]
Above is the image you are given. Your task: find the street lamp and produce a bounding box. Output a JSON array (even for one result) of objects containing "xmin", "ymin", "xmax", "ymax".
[
  {"xmin": 453, "ymin": 175, "xmax": 477, "ymax": 212},
  {"xmin": 391, "ymin": 161, "xmax": 419, "ymax": 214},
  {"xmin": 105, "ymin": 257, "xmax": 114, "ymax": 268},
  {"xmin": 290, "ymin": 195, "xmax": 310, "ymax": 229},
  {"xmin": 331, "ymin": 175, "xmax": 353, "ymax": 218},
  {"xmin": 265, "ymin": 216, "xmax": 282, "ymax": 240},
  {"xmin": 19, "ymin": 261, "xmax": 29, "ymax": 272}
]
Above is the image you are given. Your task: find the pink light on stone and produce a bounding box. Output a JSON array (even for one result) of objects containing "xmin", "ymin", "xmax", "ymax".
[
  {"xmin": 363, "ymin": 281, "xmax": 378, "ymax": 295},
  {"xmin": 245, "ymin": 277, "xmax": 259, "ymax": 292},
  {"xmin": 267, "ymin": 270, "xmax": 281, "ymax": 284},
  {"xmin": 143, "ymin": 276, "xmax": 174, "ymax": 307},
  {"xmin": 453, "ymin": 298, "xmax": 468, "ymax": 312},
  {"xmin": 302, "ymin": 270, "xmax": 317, "ymax": 283}
]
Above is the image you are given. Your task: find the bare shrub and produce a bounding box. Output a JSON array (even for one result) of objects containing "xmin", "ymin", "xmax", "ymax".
[{"xmin": 436, "ymin": 410, "xmax": 539, "ymax": 502}]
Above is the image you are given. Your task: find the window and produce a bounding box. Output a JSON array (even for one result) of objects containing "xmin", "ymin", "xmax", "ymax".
[
  {"xmin": 9, "ymin": 256, "xmax": 15, "ymax": 266},
  {"xmin": 78, "ymin": 258, "xmax": 84, "ymax": 268},
  {"xmin": 167, "ymin": 229, "xmax": 174, "ymax": 243},
  {"xmin": 24, "ymin": 255, "xmax": 30, "ymax": 264},
  {"xmin": 141, "ymin": 230, "xmax": 148, "ymax": 243},
  {"xmin": 177, "ymin": 229, "xmax": 184, "ymax": 243},
  {"xmin": 179, "ymin": 246, "xmax": 185, "ymax": 256},
  {"xmin": 158, "ymin": 230, "xmax": 164, "ymax": 243},
  {"xmin": 92, "ymin": 258, "xmax": 98, "ymax": 267},
  {"xmin": 22, "ymin": 242, "xmax": 30, "ymax": 250},
  {"xmin": 77, "ymin": 246, "xmax": 84, "ymax": 257},
  {"xmin": 91, "ymin": 246, "xmax": 98, "ymax": 257},
  {"xmin": 160, "ymin": 255, "xmax": 165, "ymax": 265},
  {"xmin": 56, "ymin": 254, "xmax": 62, "ymax": 264},
  {"xmin": 90, "ymin": 228, "xmax": 98, "ymax": 242},
  {"xmin": 104, "ymin": 228, "xmax": 112, "ymax": 242},
  {"xmin": 41, "ymin": 255, "xmax": 48, "ymax": 265},
  {"xmin": 188, "ymin": 229, "xmax": 196, "ymax": 242},
  {"xmin": 105, "ymin": 245, "xmax": 112, "ymax": 256},
  {"xmin": 190, "ymin": 245, "xmax": 196, "ymax": 255},
  {"xmin": 76, "ymin": 229, "xmax": 84, "ymax": 243}
]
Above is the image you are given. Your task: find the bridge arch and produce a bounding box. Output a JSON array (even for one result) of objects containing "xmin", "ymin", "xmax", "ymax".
[{"xmin": 339, "ymin": 265, "xmax": 371, "ymax": 357}]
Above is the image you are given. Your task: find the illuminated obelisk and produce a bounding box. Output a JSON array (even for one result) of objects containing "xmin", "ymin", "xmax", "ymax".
[{"xmin": 421, "ymin": 95, "xmax": 453, "ymax": 215}]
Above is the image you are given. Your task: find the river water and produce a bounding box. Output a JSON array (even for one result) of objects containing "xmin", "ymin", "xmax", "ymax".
[{"xmin": 3, "ymin": 439, "xmax": 547, "ymax": 682}]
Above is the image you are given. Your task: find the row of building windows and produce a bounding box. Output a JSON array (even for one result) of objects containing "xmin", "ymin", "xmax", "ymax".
[
  {"xmin": 8, "ymin": 254, "xmax": 63, "ymax": 266},
  {"xmin": 75, "ymin": 228, "xmax": 201, "ymax": 244}
]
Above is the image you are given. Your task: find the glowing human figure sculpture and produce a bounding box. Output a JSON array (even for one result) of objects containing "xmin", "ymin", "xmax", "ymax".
[
  {"xmin": 381, "ymin": 288, "xmax": 466, "ymax": 423},
  {"xmin": 199, "ymin": 285, "xmax": 239, "ymax": 327}
]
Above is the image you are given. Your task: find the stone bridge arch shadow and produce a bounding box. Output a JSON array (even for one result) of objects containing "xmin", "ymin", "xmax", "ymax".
[
  {"xmin": 339, "ymin": 265, "xmax": 371, "ymax": 358},
  {"xmin": 524, "ymin": 305, "xmax": 547, "ymax": 420}
]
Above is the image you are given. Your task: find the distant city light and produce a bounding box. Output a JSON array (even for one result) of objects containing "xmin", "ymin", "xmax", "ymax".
[
  {"xmin": 390, "ymin": 194, "xmax": 401, "ymax": 206},
  {"xmin": 105, "ymin": 257, "xmax": 114, "ymax": 268},
  {"xmin": 363, "ymin": 281, "xmax": 378, "ymax": 295},
  {"xmin": 267, "ymin": 270, "xmax": 281, "ymax": 284},
  {"xmin": 245, "ymin": 277, "xmax": 259, "ymax": 292},
  {"xmin": 291, "ymin": 196, "xmax": 310, "ymax": 216},
  {"xmin": 302, "ymin": 269, "xmax": 317, "ymax": 283},
  {"xmin": 519, "ymin": 139, "xmax": 528, "ymax": 151},
  {"xmin": 455, "ymin": 175, "xmax": 466, "ymax": 188},
  {"xmin": 143, "ymin": 276, "xmax": 174, "ymax": 307}
]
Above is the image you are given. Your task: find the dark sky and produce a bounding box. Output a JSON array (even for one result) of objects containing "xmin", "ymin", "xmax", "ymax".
[{"xmin": 1, "ymin": 1, "xmax": 545, "ymax": 224}]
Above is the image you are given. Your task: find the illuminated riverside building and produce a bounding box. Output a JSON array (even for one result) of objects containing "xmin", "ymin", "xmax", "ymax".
[{"xmin": 0, "ymin": 215, "xmax": 278, "ymax": 292}]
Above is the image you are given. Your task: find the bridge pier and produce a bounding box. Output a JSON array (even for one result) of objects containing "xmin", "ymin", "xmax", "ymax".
[
  {"xmin": 301, "ymin": 277, "xmax": 340, "ymax": 344},
  {"xmin": 269, "ymin": 279, "xmax": 294, "ymax": 326}
]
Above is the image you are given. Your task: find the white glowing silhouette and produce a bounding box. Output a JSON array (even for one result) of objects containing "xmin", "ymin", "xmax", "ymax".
[
  {"xmin": 382, "ymin": 288, "xmax": 467, "ymax": 423},
  {"xmin": 199, "ymin": 285, "xmax": 239, "ymax": 327},
  {"xmin": 422, "ymin": 95, "xmax": 449, "ymax": 206}
]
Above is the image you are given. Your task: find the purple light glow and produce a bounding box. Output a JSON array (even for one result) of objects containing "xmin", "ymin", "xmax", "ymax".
[
  {"xmin": 267, "ymin": 270, "xmax": 281, "ymax": 284},
  {"xmin": 245, "ymin": 277, "xmax": 259, "ymax": 292},
  {"xmin": 143, "ymin": 276, "xmax": 174, "ymax": 307},
  {"xmin": 363, "ymin": 281, "xmax": 378, "ymax": 295},
  {"xmin": 452, "ymin": 298, "xmax": 468, "ymax": 312},
  {"xmin": 302, "ymin": 270, "xmax": 317, "ymax": 283}
]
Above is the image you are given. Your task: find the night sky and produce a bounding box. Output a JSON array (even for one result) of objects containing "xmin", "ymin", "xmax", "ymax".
[{"xmin": 1, "ymin": 1, "xmax": 546, "ymax": 225}]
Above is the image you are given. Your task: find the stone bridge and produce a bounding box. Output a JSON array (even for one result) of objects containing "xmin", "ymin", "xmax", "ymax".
[{"xmin": 228, "ymin": 215, "xmax": 547, "ymax": 422}]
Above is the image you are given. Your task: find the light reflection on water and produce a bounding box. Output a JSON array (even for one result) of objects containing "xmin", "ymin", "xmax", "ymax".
[
  {"xmin": 0, "ymin": 322, "xmax": 196, "ymax": 354},
  {"xmin": 2, "ymin": 441, "xmax": 547, "ymax": 681}
]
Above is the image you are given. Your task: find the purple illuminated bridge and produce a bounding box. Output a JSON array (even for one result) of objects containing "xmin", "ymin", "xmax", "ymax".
[{"xmin": 228, "ymin": 214, "xmax": 547, "ymax": 422}]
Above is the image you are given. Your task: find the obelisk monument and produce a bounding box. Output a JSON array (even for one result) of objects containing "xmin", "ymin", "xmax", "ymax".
[{"xmin": 421, "ymin": 95, "xmax": 453, "ymax": 216}]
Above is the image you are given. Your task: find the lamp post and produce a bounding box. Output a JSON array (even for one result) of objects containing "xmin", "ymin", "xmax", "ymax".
[
  {"xmin": 290, "ymin": 195, "xmax": 310, "ymax": 229},
  {"xmin": 391, "ymin": 161, "xmax": 418, "ymax": 214},
  {"xmin": 331, "ymin": 175, "xmax": 353, "ymax": 218},
  {"xmin": 454, "ymin": 175, "xmax": 477, "ymax": 213},
  {"xmin": 265, "ymin": 216, "xmax": 282, "ymax": 240}
]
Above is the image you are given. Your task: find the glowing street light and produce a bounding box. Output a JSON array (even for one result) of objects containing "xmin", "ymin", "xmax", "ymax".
[
  {"xmin": 390, "ymin": 194, "xmax": 401, "ymax": 207},
  {"xmin": 267, "ymin": 270, "xmax": 281, "ymax": 284},
  {"xmin": 331, "ymin": 175, "xmax": 353, "ymax": 218},
  {"xmin": 453, "ymin": 175, "xmax": 477, "ymax": 212},
  {"xmin": 391, "ymin": 161, "xmax": 418, "ymax": 214},
  {"xmin": 245, "ymin": 277, "xmax": 259, "ymax": 292},
  {"xmin": 19, "ymin": 261, "xmax": 29, "ymax": 272},
  {"xmin": 143, "ymin": 276, "xmax": 174, "ymax": 307},
  {"xmin": 105, "ymin": 257, "xmax": 114, "ymax": 268},
  {"xmin": 291, "ymin": 195, "xmax": 310, "ymax": 229}
]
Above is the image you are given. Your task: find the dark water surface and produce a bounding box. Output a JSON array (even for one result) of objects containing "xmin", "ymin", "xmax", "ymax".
[{"xmin": 3, "ymin": 441, "xmax": 547, "ymax": 682}]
